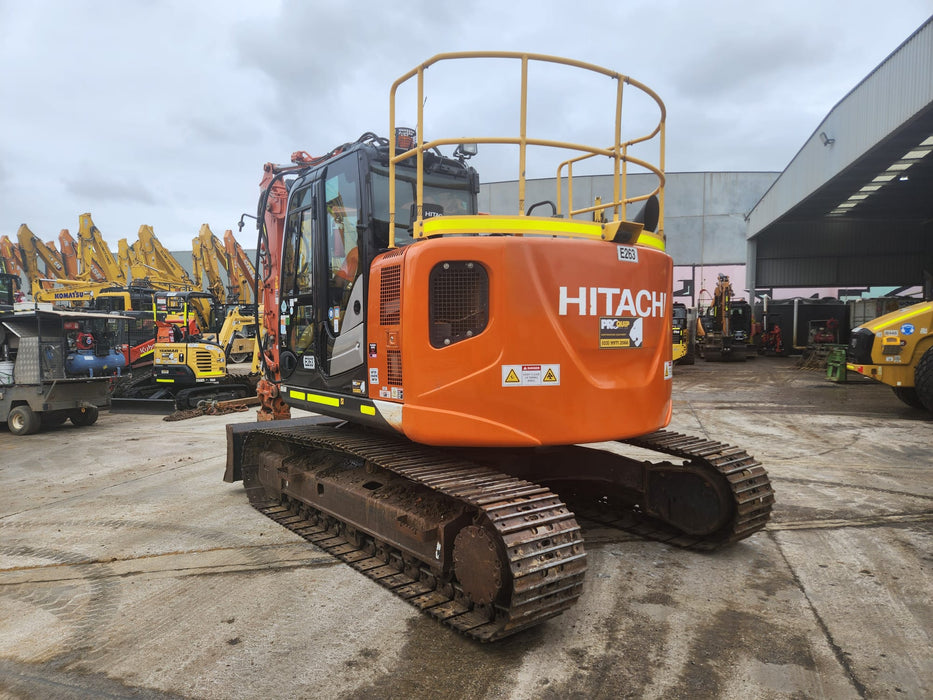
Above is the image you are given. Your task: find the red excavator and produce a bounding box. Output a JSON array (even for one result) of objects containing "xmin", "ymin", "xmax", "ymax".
[{"xmin": 224, "ymin": 52, "xmax": 774, "ymax": 641}]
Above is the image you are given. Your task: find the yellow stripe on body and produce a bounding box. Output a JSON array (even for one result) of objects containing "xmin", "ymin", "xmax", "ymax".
[
  {"xmin": 864, "ymin": 304, "xmax": 930, "ymax": 332},
  {"xmin": 419, "ymin": 215, "xmax": 605, "ymax": 239},
  {"xmin": 306, "ymin": 393, "xmax": 340, "ymax": 407},
  {"xmin": 419, "ymin": 215, "xmax": 666, "ymax": 252}
]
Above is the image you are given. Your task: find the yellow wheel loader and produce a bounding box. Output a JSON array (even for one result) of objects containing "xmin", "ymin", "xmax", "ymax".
[{"xmin": 848, "ymin": 300, "xmax": 933, "ymax": 411}]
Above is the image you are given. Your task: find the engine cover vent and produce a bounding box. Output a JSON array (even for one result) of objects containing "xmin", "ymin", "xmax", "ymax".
[
  {"xmin": 380, "ymin": 264, "xmax": 401, "ymax": 326},
  {"xmin": 429, "ymin": 261, "xmax": 489, "ymax": 348}
]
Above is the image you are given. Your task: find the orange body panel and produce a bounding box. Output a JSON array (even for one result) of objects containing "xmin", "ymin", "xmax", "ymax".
[{"xmin": 367, "ymin": 237, "xmax": 673, "ymax": 447}]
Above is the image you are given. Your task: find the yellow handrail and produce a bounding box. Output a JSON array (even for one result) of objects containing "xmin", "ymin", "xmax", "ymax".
[{"xmin": 388, "ymin": 52, "xmax": 666, "ymax": 247}]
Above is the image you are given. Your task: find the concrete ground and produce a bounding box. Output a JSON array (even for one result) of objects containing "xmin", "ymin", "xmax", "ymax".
[{"xmin": 0, "ymin": 357, "xmax": 930, "ymax": 699}]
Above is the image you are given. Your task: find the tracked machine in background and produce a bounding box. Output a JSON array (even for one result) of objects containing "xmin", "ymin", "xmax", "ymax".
[
  {"xmin": 224, "ymin": 53, "xmax": 774, "ymax": 641},
  {"xmin": 113, "ymin": 290, "xmax": 256, "ymax": 410},
  {"xmin": 697, "ymin": 274, "xmax": 754, "ymax": 361},
  {"xmin": 672, "ymin": 301, "xmax": 695, "ymax": 365}
]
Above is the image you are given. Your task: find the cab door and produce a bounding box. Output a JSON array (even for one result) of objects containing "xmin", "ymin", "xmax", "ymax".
[
  {"xmin": 280, "ymin": 179, "xmax": 321, "ymax": 380},
  {"xmin": 320, "ymin": 155, "xmax": 366, "ymax": 383},
  {"xmin": 280, "ymin": 153, "xmax": 366, "ymax": 395}
]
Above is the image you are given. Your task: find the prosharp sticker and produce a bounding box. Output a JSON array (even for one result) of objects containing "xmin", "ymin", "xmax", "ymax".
[
  {"xmin": 501, "ymin": 364, "xmax": 560, "ymax": 387},
  {"xmin": 599, "ymin": 317, "xmax": 644, "ymax": 348}
]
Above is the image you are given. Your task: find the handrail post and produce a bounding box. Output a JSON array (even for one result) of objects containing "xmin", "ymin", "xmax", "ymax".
[
  {"xmin": 519, "ymin": 56, "xmax": 528, "ymax": 216},
  {"xmin": 613, "ymin": 78, "xmax": 624, "ymax": 222},
  {"xmin": 388, "ymin": 85, "xmax": 397, "ymax": 247},
  {"xmin": 566, "ymin": 163, "xmax": 573, "ymax": 218},
  {"xmin": 417, "ymin": 67, "xmax": 425, "ymax": 227},
  {"xmin": 658, "ymin": 120, "xmax": 666, "ymax": 240}
]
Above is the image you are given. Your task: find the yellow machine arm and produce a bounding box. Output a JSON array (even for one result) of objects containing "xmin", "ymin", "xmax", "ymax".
[
  {"xmin": 76, "ymin": 213, "xmax": 125, "ymax": 285},
  {"xmin": 192, "ymin": 224, "xmax": 228, "ymax": 304},
  {"xmin": 16, "ymin": 224, "xmax": 70, "ymax": 296},
  {"xmin": 135, "ymin": 225, "xmax": 197, "ymax": 288},
  {"xmin": 223, "ymin": 229, "xmax": 255, "ymax": 305}
]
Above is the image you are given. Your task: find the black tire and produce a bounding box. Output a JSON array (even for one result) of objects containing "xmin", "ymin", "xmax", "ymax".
[
  {"xmin": 892, "ymin": 386, "xmax": 924, "ymax": 409},
  {"xmin": 41, "ymin": 411, "xmax": 69, "ymax": 427},
  {"xmin": 915, "ymin": 347, "xmax": 933, "ymax": 412},
  {"xmin": 8, "ymin": 405, "xmax": 41, "ymax": 435},
  {"xmin": 681, "ymin": 337, "xmax": 696, "ymax": 365},
  {"xmin": 70, "ymin": 405, "xmax": 99, "ymax": 426}
]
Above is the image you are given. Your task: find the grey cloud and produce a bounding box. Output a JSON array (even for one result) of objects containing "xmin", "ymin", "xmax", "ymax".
[{"xmin": 64, "ymin": 172, "xmax": 158, "ymax": 206}]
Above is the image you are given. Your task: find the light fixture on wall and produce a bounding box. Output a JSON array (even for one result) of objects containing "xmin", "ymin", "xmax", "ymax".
[{"xmin": 819, "ymin": 131, "xmax": 835, "ymax": 147}]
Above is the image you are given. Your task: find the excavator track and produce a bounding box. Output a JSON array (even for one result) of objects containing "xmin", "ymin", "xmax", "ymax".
[
  {"xmin": 239, "ymin": 424, "xmax": 588, "ymax": 642},
  {"xmin": 231, "ymin": 424, "xmax": 773, "ymax": 640},
  {"xmin": 618, "ymin": 429, "xmax": 774, "ymax": 550}
]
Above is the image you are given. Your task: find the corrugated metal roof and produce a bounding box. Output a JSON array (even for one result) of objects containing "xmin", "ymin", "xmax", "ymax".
[{"xmin": 748, "ymin": 16, "xmax": 933, "ymax": 237}]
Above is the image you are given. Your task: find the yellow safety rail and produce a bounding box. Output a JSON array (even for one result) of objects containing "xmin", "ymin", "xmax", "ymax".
[{"xmin": 388, "ymin": 52, "xmax": 666, "ymax": 249}]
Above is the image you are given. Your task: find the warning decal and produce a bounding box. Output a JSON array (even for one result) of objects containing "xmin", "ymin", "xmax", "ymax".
[{"xmin": 501, "ymin": 364, "xmax": 561, "ymax": 387}]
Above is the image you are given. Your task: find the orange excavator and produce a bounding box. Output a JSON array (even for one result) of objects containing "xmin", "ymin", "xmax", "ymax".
[{"xmin": 224, "ymin": 53, "xmax": 773, "ymax": 641}]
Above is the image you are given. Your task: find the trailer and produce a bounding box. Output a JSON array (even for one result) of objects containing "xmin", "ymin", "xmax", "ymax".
[{"xmin": 0, "ymin": 307, "xmax": 124, "ymax": 435}]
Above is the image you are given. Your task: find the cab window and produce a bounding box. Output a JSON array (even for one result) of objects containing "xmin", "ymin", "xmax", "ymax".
[{"xmin": 324, "ymin": 162, "xmax": 361, "ymax": 335}]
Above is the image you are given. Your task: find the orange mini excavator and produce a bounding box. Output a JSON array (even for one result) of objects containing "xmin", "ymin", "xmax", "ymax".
[{"xmin": 225, "ymin": 52, "xmax": 774, "ymax": 641}]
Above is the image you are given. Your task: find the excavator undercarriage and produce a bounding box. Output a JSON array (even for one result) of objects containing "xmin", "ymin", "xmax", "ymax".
[{"xmin": 226, "ymin": 419, "xmax": 773, "ymax": 641}]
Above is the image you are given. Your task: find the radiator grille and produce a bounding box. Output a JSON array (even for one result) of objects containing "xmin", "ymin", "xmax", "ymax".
[
  {"xmin": 429, "ymin": 261, "xmax": 489, "ymax": 348},
  {"xmin": 194, "ymin": 349, "xmax": 214, "ymax": 373},
  {"xmin": 380, "ymin": 265, "xmax": 401, "ymax": 326},
  {"xmin": 387, "ymin": 348, "xmax": 402, "ymax": 385}
]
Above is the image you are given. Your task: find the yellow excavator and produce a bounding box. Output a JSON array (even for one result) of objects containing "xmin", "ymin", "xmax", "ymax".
[
  {"xmin": 848, "ymin": 300, "xmax": 933, "ymax": 411},
  {"xmin": 191, "ymin": 224, "xmax": 258, "ymax": 363},
  {"xmin": 672, "ymin": 302, "xmax": 695, "ymax": 365},
  {"xmin": 113, "ymin": 290, "xmax": 256, "ymax": 409}
]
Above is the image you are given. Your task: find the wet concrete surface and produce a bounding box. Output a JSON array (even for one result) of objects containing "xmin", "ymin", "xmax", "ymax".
[{"xmin": 0, "ymin": 357, "xmax": 930, "ymax": 699}]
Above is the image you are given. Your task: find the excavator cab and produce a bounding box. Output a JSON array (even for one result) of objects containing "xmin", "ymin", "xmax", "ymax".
[{"xmin": 273, "ymin": 136, "xmax": 480, "ymax": 403}]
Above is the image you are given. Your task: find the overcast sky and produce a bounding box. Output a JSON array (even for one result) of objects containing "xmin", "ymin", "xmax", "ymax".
[{"xmin": 1, "ymin": 0, "xmax": 930, "ymax": 251}]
